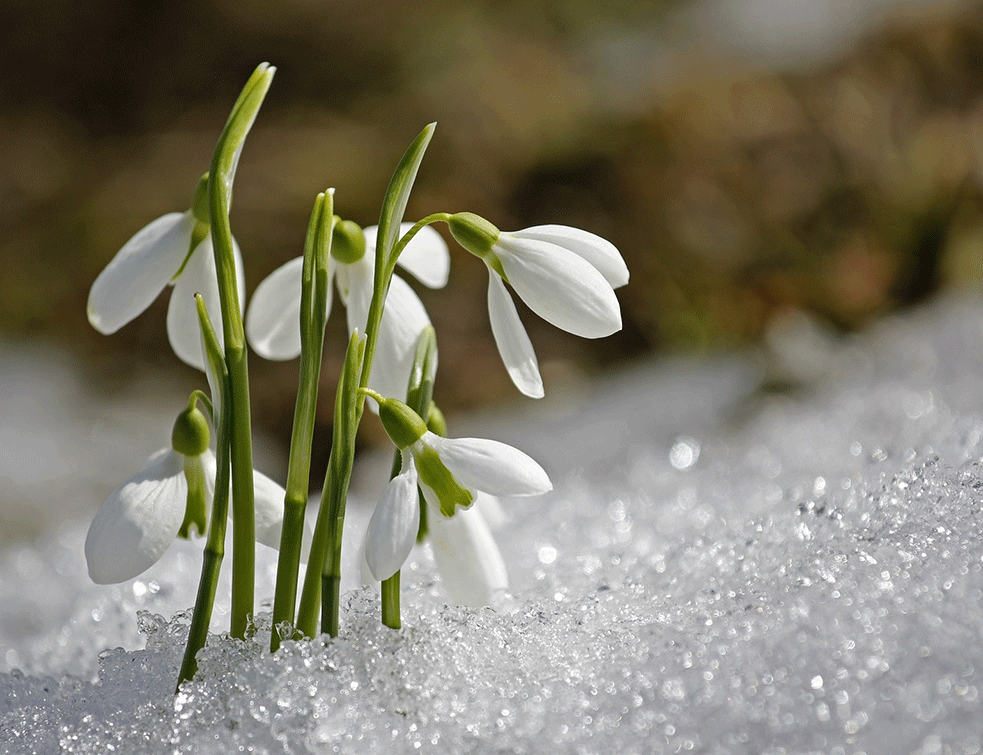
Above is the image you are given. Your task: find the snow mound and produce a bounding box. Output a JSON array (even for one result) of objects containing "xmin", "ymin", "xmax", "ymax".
[{"xmin": 6, "ymin": 294, "xmax": 983, "ymax": 753}]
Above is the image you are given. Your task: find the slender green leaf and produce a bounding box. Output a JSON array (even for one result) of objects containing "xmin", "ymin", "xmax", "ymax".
[{"xmin": 375, "ymin": 123, "xmax": 436, "ymax": 267}]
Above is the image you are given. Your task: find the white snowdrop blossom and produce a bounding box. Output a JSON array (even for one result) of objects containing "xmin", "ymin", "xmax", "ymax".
[
  {"xmin": 84, "ymin": 399, "xmax": 295, "ymax": 585},
  {"xmin": 85, "ymin": 447, "xmax": 207, "ymax": 584},
  {"xmin": 429, "ymin": 501, "xmax": 507, "ymax": 607},
  {"xmin": 363, "ymin": 397, "xmax": 551, "ymax": 586},
  {"xmin": 86, "ymin": 184, "xmax": 246, "ymax": 371},
  {"xmin": 448, "ymin": 213, "xmax": 629, "ymax": 398},
  {"xmin": 246, "ymin": 222, "xmax": 448, "ymax": 404}
]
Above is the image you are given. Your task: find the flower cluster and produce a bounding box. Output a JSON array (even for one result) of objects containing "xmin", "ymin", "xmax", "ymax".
[{"xmin": 83, "ymin": 64, "xmax": 628, "ymax": 685}]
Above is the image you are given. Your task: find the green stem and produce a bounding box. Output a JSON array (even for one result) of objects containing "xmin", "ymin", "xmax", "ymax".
[
  {"xmin": 207, "ymin": 63, "xmax": 274, "ymax": 638},
  {"xmin": 385, "ymin": 213, "xmax": 451, "ymax": 280},
  {"xmin": 321, "ymin": 574, "xmax": 340, "ymax": 635},
  {"xmin": 271, "ymin": 192, "xmax": 333, "ymax": 651},
  {"xmin": 381, "ymin": 572, "xmax": 401, "ymax": 629},
  {"xmin": 177, "ymin": 300, "xmax": 231, "ymax": 688},
  {"xmin": 297, "ymin": 124, "xmax": 436, "ymax": 638},
  {"xmin": 188, "ymin": 389, "xmax": 214, "ymax": 421},
  {"xmin": 378, "ymin": 327, "xmax": 437, "ymax": 630},
  {"xmin": 295, "ymin": 332, "xmax": 362, "ymax": 638},
  {"xmin": 176, "ymin": 547, "xmax": 222, "ymax": 689}
]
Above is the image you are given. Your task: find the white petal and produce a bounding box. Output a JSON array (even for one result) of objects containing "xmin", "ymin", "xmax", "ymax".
[
  {"xmin": 473, "ymin": 491, "xmax": 507, "ymax": 531},
  {"xmin": 357, "ymin": 531, "xmax": 378, "ymax": 587},
  {"xmin": 363, "ymin": 223, "xmax": 451, "ymax": 288},
  {"xmin": 84, "ymin": 449, "xmax": 187, "ymax": 584},
  {"xmin": 423, "ymin": 433, "xmax": 552, "ymax": 497},
  {"xmin": 367, "ymin": 275, "xmax": 434, "ymax": 406},
  {"xmin": 393, "ymin": 223, "xmax": 450, "ymax": 289},
  {"xmin": 245, "ymin": 256, "xmax": 306, "ymax": 360},
  {"xmin": 87, "ymin": 212, "xmax": 195, "ymax": 335},
  {"xmin": 487, "ymin": 274, "xmax": 543, "ymax": 399},
  {"xmin": 200, "ymin": 447, "xmax": 219, "ymax": 503},
  {"xmin": 339, "ymin": 258, "xmax": 374, "ymax": 336},
  {"xmin": 428, "ymin": 506, "xmax": 507, "ymax": 607},
  {"xmin": 495, "ymin": 236, "xmax": 622, "ymax": 338},
  {"xmin": 365, "ymin": 460, "xmax": 420, "ymax": 581},
  {"xmin": 512, "ymin": 225, "xmax": 629, "ymax": 288},
  {"xmin": 167, "ymin": 236, "xmax": 246, "ymax": 370}
]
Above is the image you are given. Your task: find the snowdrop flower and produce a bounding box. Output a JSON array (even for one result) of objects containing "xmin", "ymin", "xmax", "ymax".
[
  {"xmin": 363, "ymin": 395, "xmax": 551, "ymax": 585},
  {"xmin": 448, "ymin": 213, "xmax": 628, "ymax": 398},
  {"xmin": 86, "ymin": 174, "xmax": 245, "ymax": 371},
  {"xmin": 84, "ymin": 404, "xmax": 291, "ymax": 584},
  {"xmin": 428, "ymin": 493, "xmax": 508, "ymax": 607},
  {"xmin": 246, "ymin": 220, "xmax": 448, "ymax": 403}
]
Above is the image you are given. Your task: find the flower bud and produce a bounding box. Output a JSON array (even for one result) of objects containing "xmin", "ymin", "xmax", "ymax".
[
  {"xmin": 448, "ymin": 212, "xmax": 499, "ymax": 259},
  {"xmin": 331, "ymin": 218, "xmax": 367, "ymax": 264},
  {"xmin": 171, "ymin": 405, "xmax": 211, "ymax": 457},
  {"xmin": 378, "ymin": 397, "xmax": 428, "ymax": 450},
  {"xmin": 426, "ymin": 402, "xmax": 447, "ymax": 436}
]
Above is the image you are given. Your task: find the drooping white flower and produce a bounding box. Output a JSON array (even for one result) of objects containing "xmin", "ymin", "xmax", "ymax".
[
  {"xmin": 84, "ymin": 400, "xmax": 296, "ymax": 585},
  {"xmin": 245, "ymin": 222, "xmax": 448, "ymax": 403},
  {"xmin": 428, "ymin": 502, "xmax": 507, "ymax": 607},
  {"xmin": 448, "ymin": 214, "xmax": 628, "ymax": 399},
  {"xmin": 86, "ymin": 185, "xmax": 245, "ymax": 371},
  {"xmin": 85, "ymin": 446, "xmax": 203, "ymax": 584},
  {"xmin": 363, "ymin": 397, "xmax": 551, "ymax": 586}
]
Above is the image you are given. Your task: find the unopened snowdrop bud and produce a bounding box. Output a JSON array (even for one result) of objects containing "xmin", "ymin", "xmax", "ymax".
[
  {"xmin": 377, "ymin": 396, "xmax": 428, "ymax": 450},
  {"xmin": 171, "ymin": 405, "xmax": 210, "ymax": 457},
  {"xmin": 331, "ymin": 218, "xmax": 367, "ymax": 264},
  {"xmin": 426, "ymin": 402, "xmax": 447, "ymax": 435}
]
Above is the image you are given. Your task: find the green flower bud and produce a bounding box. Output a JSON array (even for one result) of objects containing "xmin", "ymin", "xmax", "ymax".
[
  {"xmin": 426, "ymin": 402, "xmax": 447, "ymax": 436},
  {"xmin": 331, "ymin": 218, "xmax": 367, "ymax": 264},
  {"xmin": 415, "ymin": 445, "xmax": 474, "ymax": 517},
  {"xmin": 191, "ymin": 173, "xmax": 211, "ymax": 225},
  {"xmin": 447, "ymin": 212, "xmax": 500, "ymax": 259},
  {"xmin": 171, "ymin": 405, "xmax": 211, "ymax": 457},
  {"xmin": 378, "ymin": 397, "xmax": 428, "ymax": 450}
]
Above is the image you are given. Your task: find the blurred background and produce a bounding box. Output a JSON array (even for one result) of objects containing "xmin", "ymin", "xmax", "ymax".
[{"xmin": 3, "ymin": 0, "xmax": 983, "ymax": 539}]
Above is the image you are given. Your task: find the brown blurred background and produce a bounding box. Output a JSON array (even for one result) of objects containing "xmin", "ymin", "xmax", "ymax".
[{"xmin": 3, "ymin": 0, "xmax": 983, "ymax": 460}]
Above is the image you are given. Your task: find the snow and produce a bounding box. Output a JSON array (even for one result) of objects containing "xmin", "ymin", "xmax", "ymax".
[{"xmin": 6, "ymin": 293, "xmax": 983, "ymax": 753}]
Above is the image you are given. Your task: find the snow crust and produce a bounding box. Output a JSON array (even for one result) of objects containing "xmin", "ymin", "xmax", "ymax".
[{"xmin": 6, "ymin": 294, "xmax": 983, "ymax": 753}]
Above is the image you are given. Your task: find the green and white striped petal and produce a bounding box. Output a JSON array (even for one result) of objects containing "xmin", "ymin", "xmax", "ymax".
[{"xmin": 418, "ymin": 432, "xmax": 552, "ymax": 498}]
